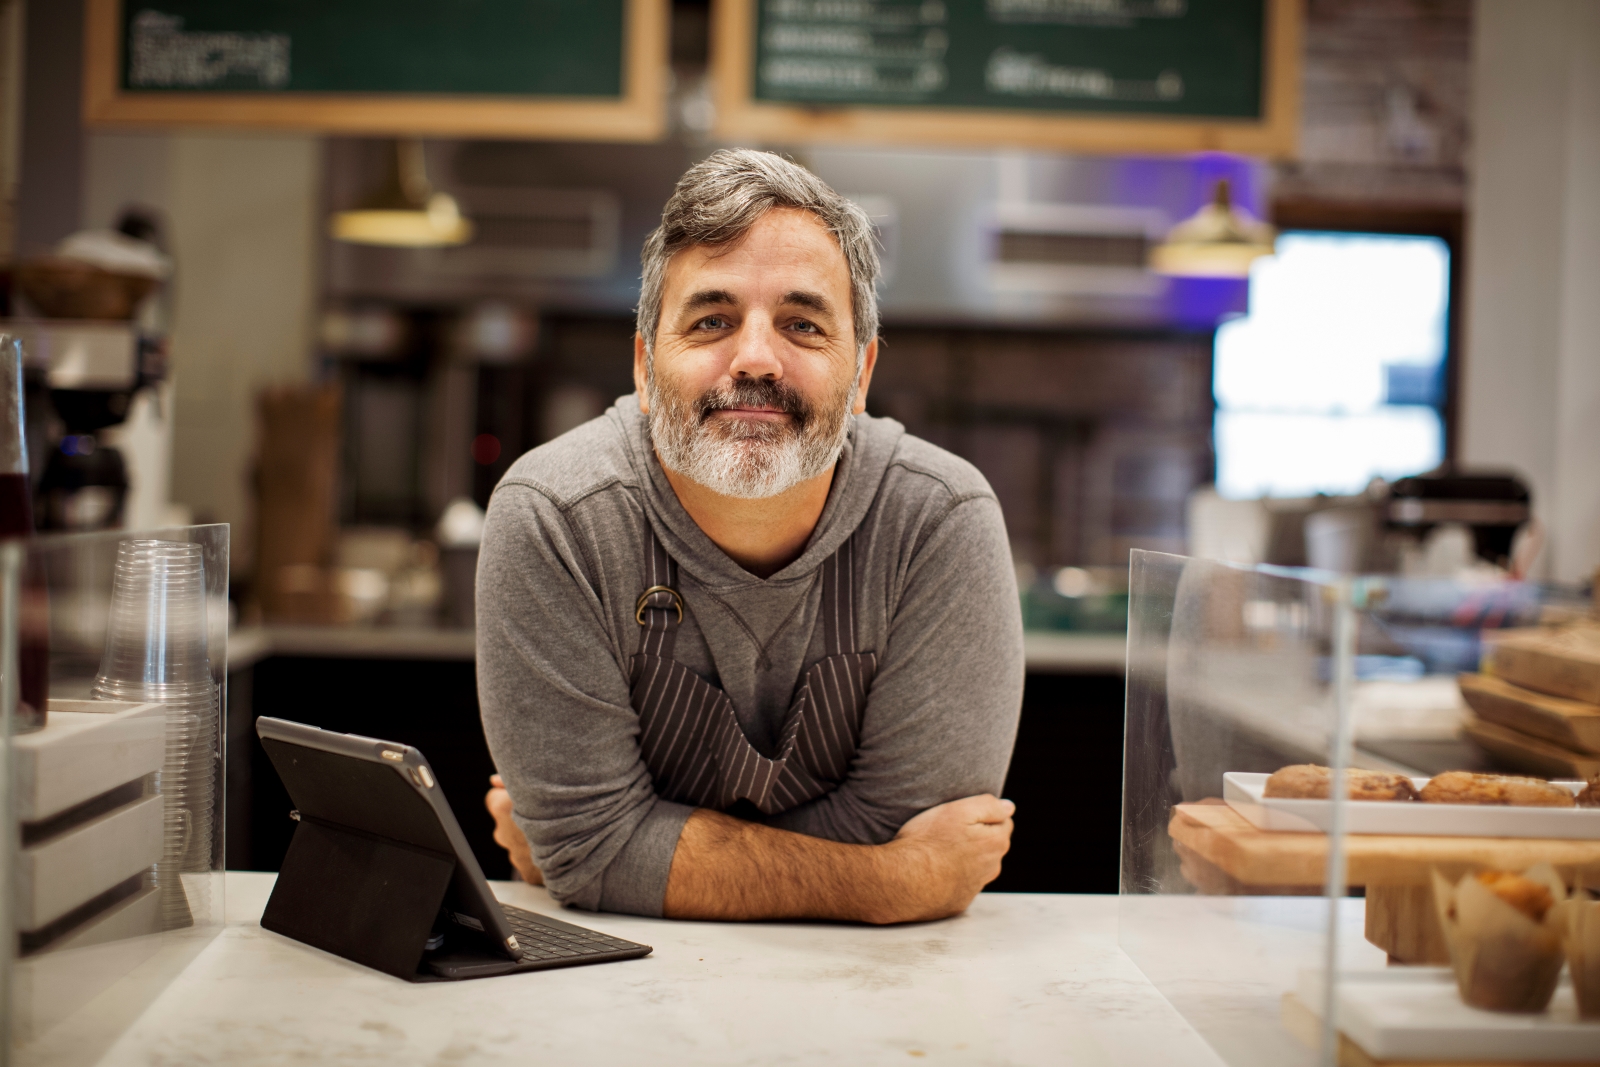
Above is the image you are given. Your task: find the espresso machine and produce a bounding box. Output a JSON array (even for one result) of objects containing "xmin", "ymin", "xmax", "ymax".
[{"xmin": 9, "ymin": 211, "xmax": 170, "ymax": 532}]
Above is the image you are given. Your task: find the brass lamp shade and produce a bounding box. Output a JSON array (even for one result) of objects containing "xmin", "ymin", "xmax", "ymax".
[
  {"xmin": 1149, "ymin": 180, "xmax": 1275, "ymax": 278},
  {"xmin": 330, "ymin": 139, "xmax": 473, "ymax": 248}
]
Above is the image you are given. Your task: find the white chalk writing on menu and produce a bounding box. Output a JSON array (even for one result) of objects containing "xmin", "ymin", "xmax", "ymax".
[
  {"xmin": 757, "ymin": 0, "xmax": 1189, "ymax": 105},
  {"xmin": 127, "ymin": 10, "xmax": 291, "ymax": 89}
]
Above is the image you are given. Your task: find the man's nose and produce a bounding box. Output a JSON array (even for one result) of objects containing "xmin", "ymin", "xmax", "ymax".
[{"xmin": 726, "ymin": 315, "xmax": 784, "ymax": 381}]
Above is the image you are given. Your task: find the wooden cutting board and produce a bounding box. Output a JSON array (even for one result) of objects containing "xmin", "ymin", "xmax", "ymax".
[
  {"xmin": 1463, "ymin": 717, "xmax": 1600, "ymax": 781},
  {"xmin": 1460, "ymin": 672, "xmax": 1600, "ymax": 755},
  {"xmin": 1168, "ymin": 802, "xmax": 1600, "ymax": 889},
  {"xmin": 1170, "ymin": 803, "xmax": 1600, "ymax": 964},
  {"xmin": 1487, "ymin": 624, "xmax": 1600, "ymax": 704}
]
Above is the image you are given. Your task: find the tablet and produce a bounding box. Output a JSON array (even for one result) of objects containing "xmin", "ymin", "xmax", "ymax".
[{"xmin": 256, "ymin": 716, "xmax": 651, "ymax": 980}]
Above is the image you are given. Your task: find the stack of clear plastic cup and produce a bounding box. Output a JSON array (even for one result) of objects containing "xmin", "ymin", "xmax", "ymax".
[{"xmin": 91, "ymin": 539, "xmax": 218, "ymax": 930}]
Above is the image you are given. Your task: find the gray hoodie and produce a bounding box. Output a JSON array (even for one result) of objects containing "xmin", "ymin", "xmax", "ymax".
[{"xmin": 476, "ymin": 394, "xmax": 1023, "ymax": 915}]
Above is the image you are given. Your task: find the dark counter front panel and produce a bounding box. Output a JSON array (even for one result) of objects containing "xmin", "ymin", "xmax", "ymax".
[{"xmin": 987, "ymin": 672, "xmax": 1126, "ymax": 894}]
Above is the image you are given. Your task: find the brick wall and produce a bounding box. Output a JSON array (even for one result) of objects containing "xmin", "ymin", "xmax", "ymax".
[{"xmin": 1276, "ymin": 0, "xmax": 1473, "ymax": 207}]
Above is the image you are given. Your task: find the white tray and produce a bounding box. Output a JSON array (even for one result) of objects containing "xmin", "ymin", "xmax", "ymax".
[
  {"xmin": 1223, "ymin": 772, "xmax": 1600, "ymax": 839},
  {"xmin": 1295, "ymin": 967, "xmax": 1600, "ymax": 1062}
]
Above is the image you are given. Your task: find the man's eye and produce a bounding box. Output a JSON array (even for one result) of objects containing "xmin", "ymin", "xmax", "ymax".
[
  {"xmin": 788, "ymin": 320, "xmax": 820, "ymax": 334},
  {"xmin": 695, "ymin": 316, "xmax": 731, "ymax": 330}
]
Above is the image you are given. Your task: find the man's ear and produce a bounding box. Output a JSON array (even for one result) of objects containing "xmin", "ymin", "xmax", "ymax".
[
  {"xmin": 633, "ymin": 333, "xmax": 650, "ymax": 413},
  {"xmin": 851, "ymin": 336, "xmax": 879, "ymax": 415}
]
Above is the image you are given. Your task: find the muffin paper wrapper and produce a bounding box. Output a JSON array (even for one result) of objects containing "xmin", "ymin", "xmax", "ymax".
[
  {"xmin": 1563, "ymin": 893, "xmax": 1600, "ymax": 1019},
  {"xmin": 1430, "ymin": 863, "xmax": 1566, "ymax": 1013}
]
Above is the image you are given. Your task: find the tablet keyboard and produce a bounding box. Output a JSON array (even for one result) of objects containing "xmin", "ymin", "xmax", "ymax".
[
  {"xmin": 500, "ymin": 904, "xmax": 647, "ymax": 961},
  {"xmin": 425, "ymin": 903, "xmax": 651, "ymax": 979}
]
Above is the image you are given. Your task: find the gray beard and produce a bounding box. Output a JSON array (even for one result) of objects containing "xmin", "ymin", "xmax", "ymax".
[{"xmin": 647, "ymin": 373, "xmax": 853, "ymax": 499}]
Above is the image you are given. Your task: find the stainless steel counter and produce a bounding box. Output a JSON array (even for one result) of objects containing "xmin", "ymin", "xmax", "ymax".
[
  {"xmin": 228, "ymin": 625, "xmax": 477, "ymax": 670},
  {"xmin": 231, "ymin": 625, "xmax": 1128, "ymax": 674}
]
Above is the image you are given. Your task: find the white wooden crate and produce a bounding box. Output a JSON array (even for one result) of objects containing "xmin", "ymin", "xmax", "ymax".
[
  {"xmin": 16, "ymin": 794, "xmax": 163, "ymax": 930},
  {"xmin": 13, "ymin": 699, "xmax": 165, "ymax": 822}
]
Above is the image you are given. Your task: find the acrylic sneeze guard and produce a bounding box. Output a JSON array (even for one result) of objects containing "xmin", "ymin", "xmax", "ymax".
[
  {"xmin": 1119, "ymin": 550, "xmax": 1371, "ymax": 1067},
  {"xmin": 1116, "ymin": 548, "xmax": 1599, "ymax": 1067},
  {"xmin": 2, "ymin": 525, "xmax": 227, "ymax": 1067}
]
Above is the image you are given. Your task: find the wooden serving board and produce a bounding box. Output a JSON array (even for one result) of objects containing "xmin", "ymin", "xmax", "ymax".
[
  {"xmin": 1487, "ymin": 625, "xmax": 1600, "ymax": 705},
  {"xmin": 1169, "ymin": 803, "xmax": 1600, "ymax": 889},
  {"xmin": 1463, "ymin": 717, "xmax": 1600, "ymax": 781},
  {"xmin": 1170, "ymin": 803, "xmax": 1600, "ymax": 964},
  {"xmin": 1460, "ymin": 672, "xmax": 1600, "ymax": 755}
]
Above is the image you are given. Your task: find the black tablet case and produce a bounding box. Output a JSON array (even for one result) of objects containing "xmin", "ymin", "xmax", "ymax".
[{"xmin": 258, "ymin": 737, "xmax": 507, "ymax": 982}]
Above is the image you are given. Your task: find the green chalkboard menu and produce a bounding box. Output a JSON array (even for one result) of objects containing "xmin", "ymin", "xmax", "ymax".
[
  {"xmin": 714, "ymin": 0, "xmax": 1299, "ymax": 156},
  {"xmin": 84, "ymin": 0, "xmax": 668, "ymax": 141},
  {"xmin": 755, "ymin": 0, "xmax": 1262, "ymax": 118},
  {"xmin": 118, "ymin": 1, "xmax": 624, "ymax": 97}
]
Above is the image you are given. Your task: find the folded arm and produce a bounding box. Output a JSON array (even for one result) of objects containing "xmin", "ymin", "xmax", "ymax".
[
  {"xmin": 663, "ymin": 794, "xmax": 1013, "ymax": 923},
  {"xmin": 484, "ymin": 780, "xmax": 1014, "ymax": 922},
  {"xmin": 478, "ymin": 485, "xmax": 692, "ymax": 915}
]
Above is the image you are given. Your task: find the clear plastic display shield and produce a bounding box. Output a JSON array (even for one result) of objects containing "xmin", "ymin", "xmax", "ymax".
[
  {"xmin": 2, "ymin": 525, "xmax": 228, "ymax": 1067},
  {"xmin": 1119, "ymin": 549, "xmax": 1600, "ymax": 1066}
]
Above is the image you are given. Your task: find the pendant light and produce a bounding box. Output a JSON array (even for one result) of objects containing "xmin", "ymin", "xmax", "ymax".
[
  {"xmin": 1148, "ymin": 179, "xmax": 1274, "ymax": 278},
  {"xmin": 330, "ymin": 138, "xmax": 473, "ymax": 248}
]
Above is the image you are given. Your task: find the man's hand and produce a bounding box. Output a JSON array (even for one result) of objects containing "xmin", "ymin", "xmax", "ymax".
[
  {"xmin": 662, "ymin": 794, "xmax": 1014, "ymax": 924},
  {"xmin": 880, "ymin": 794, "xmax": 1014, "ymax": 923},
  {"xmin": 485, "ymin": 774, "xmax": 543, "ymax": 886}
]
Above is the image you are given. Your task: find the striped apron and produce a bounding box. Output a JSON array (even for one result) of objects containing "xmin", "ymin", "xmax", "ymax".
[{"xmin": 629, "ymin": 531, "xmax": 877, "ymax": 815}]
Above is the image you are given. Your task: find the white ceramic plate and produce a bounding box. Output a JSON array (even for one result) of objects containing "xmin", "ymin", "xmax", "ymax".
[
  {"xmin": 1223, "ymin": 772, "xmax": 1600, "ymax": 838},
  {"xmin": 1296, "ymin": 967, "xmax": 1600, "ymax": 1062}
]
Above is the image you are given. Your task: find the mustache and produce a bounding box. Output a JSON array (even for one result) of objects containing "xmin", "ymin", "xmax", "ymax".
[{"xmin": 696, "ymin": 378, "xmax": 811, "ymax": 427}]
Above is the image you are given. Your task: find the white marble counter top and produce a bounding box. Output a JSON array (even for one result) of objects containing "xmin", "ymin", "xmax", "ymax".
[{"xmin": 82, "ymin": 872, "xmax": 1225, "ymax": 1067}]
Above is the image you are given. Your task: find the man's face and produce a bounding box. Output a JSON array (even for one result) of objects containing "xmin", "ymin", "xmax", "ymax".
[{"xmin": 634, "ymin": 207, "xmax": 877, "ymax": 499}]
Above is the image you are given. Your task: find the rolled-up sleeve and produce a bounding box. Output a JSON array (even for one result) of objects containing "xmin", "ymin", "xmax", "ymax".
[{"xmin": 476, "ymin": 484, "xmax": 690, "ymax": 915}]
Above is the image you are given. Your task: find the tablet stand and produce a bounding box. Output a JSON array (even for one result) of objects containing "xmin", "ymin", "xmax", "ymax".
[{"xmin": 261, "ymin": 814, "xmax": 456, "ymax": 981}]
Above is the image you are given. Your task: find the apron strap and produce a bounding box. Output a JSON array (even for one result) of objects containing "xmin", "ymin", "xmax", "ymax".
[
  {"xmin": 635, "ymin": 530, "xmax": 682, "ymax": 659},
  {"xmin": 821, "ymin": 535, "xmax": 858, "ymax": 656},
  {"xmin": 635, "ymin": 529, "xmax": 862, "ymax": 659}
]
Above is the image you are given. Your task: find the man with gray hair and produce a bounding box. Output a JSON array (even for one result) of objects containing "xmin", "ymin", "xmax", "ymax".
[{"xmin": 479, "ymin": 149, "xmax": 1023, "ymax": 922}]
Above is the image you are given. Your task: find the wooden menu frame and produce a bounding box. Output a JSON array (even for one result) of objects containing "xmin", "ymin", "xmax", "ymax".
[
  {"xmin": 712, "ymin": 0, "xmax": 1302, "ymax": 157},
  {"xmin": 82, "ymin": 0, "xmax": 669, "ymax": 141}
]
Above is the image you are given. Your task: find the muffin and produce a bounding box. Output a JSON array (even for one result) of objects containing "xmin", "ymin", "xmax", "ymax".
[
  {"xmin": 1475, "ymin": 871, "xmax": 1557, "ymax": 922},
  {"xmin": 1431, "ymin": 864, "xmax": 1568, "ymax": 1013},
  {"xmin": 1577, "ymin": 775, "xmax": 1600, "ymax": 808}
]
